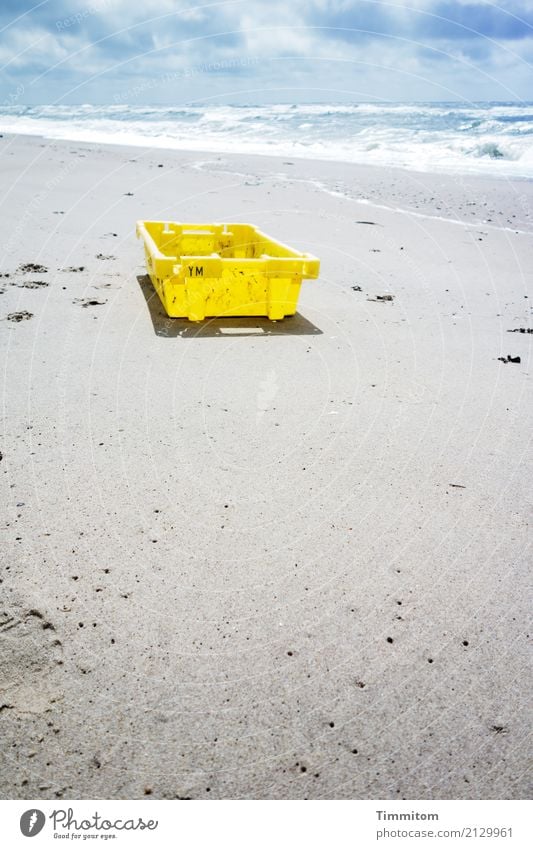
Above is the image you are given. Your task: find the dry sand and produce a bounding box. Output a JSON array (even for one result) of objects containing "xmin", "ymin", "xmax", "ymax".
[{"xmin": 0, "ymin": 133, "xmax": 531, "ymax": 800}]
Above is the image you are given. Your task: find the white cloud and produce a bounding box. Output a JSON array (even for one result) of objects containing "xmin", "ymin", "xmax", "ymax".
[{"xmin": 0, "ymin": 0, "xmax": 531, "ymax": 102}]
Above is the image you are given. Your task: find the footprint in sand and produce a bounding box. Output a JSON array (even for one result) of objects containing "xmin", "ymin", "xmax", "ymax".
[{"xmin": 12, "ymin": 280, "xmax": 49, "ymax": 290}]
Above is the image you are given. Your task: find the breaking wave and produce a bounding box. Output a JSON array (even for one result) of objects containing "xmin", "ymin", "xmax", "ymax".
[{"xmin": 0, "ymin": 101, "xmax": 532, "ymax": 177}]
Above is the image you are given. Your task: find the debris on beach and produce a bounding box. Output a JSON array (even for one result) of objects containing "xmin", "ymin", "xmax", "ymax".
[
  {"xmin": 351, "ymin": 285, "xmax": 362, "ymax": 292},
  {"xmin": 449, "ymin": 483, "xmax": 466, "ymax": 488},
  {"xmin": 60, "ymin": 266, "xmax": 85, "ymax": 272},
  {"xmin": 73, "ymin": 298, "xmax": 107, "ymax": 308},
  {"xmin": 13, "ymin": 280, "xmax": 49, "ymax": 289},
  {"xmin": 355, "ymin": 220, "xmax": 380, "ymax": 225},
  {"xmin": 18, "ymin": 263, "xmax": 48, "ymax": 273},
  {"xmin": 6, "ymin": 311, "xmax": 33, "ymax": 322},
  {"xmin": 507, "ymin": 328, "xmax": 532, "ymax": 334},
  {"xmin": 96, "ymin": 254, "xmax": 115, "ymax": 260},
  {"xmin": 497, "ymin": 355, "xmax": 521, "ymax": 364}
]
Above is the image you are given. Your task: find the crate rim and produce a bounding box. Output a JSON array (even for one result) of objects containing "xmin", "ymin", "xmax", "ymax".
[{"xmin": 136, "ymin": 220, "xmax": 319, "ymax": 266}]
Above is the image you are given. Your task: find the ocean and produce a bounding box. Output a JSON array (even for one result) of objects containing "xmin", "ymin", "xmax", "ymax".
[{"xmin": 1, "ymin": 102, "xmax": 532, "ymax": 178}]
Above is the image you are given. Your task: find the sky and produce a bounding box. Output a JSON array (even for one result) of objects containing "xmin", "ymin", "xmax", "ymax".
[{"xmin": 0, "ymin": 0, "xmax": 532, "ymax": 104}]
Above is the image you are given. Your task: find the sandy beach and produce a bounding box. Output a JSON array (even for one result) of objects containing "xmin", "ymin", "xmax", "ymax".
[{"xmin": 0, "ymin": 132, "xmax": 531, "ymax": 800}]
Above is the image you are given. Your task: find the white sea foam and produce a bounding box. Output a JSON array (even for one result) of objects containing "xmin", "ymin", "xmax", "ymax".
[{"xmin": 0, "ymin": 102, "xmax": 532, "ymax": 178}]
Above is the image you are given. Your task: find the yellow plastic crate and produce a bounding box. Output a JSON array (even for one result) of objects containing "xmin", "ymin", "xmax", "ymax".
[{"xmin": 136, "ymin": 221, "xmax": 320, "ymax": 320}]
